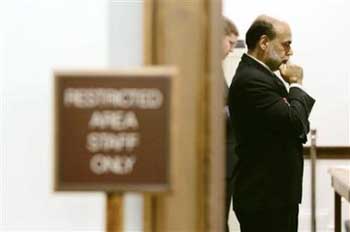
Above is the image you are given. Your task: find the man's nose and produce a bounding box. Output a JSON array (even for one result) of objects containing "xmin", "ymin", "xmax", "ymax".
[{"xmin": 287, "ymin": 48, "xmax": 293, "ymax": 56}]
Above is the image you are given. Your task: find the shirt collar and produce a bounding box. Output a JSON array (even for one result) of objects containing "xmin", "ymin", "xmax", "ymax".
[{"xmin": 246, "ymin": 53, "xmax": 272, "ymax": 73}]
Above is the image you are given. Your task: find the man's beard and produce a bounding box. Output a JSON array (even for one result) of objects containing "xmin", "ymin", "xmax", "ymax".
[{"xmin": 265, "ymin": 47, "xmax": 282, "ymax": 71}]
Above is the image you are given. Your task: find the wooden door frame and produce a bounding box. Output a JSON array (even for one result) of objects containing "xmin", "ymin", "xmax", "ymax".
[{"xmin": 143, "ymin": 0, "xmax": 225, "ymax": 231}]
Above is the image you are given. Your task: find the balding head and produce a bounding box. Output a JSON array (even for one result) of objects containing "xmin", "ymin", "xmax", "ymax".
[
  {"xmin": 255, "ymin": 15, "xmax": 279, "ymax": 24},
  {"xmin": 245, "ymin": 15, "xmax": 293, "ymax": 71},
  {"xmin": 246, "ymin": 15, "xmax": 289, "ymax": 51}
]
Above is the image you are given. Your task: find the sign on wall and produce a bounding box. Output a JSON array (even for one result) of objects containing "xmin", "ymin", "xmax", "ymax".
[{"xmin": 54, "ymin": 68, "xmax": 175, "ymax": 192}]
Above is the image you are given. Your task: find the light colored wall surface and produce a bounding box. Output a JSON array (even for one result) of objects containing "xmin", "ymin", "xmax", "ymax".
[
  {"xmin": 109, "ymin": 1, "xmax": 144, "ymax": 231},
  {"xmin": 109, "ymin": 0, "xmax": 143, "ymax": 67},
  {"xmin": 222, "ymin": 47, "xmax": 245, "ymax": 86},
  {"xmin": 223, "ymin": 0, "xmax": 350, "ymax": 231},
  {"xmin": 1, "ymin": 1, "xmax": 145, "ymax": 231},
  {"xmin": 1, "ymin": 0, "xmax": 108, "ymax": 230}
]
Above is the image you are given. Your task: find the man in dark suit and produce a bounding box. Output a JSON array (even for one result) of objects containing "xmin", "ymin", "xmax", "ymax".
[
  {"xmin": 222, "ymin": 17, "xmax": 239, "ymax": 232},
  {"xmin": 228, "ymin": 15, "xmax": 315, "ymax": 232}
]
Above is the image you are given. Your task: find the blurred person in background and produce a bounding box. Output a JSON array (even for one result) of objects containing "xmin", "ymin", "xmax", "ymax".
[{"xmin": 222, "ymin": 16, "xmax": 239, "ymax": 232}]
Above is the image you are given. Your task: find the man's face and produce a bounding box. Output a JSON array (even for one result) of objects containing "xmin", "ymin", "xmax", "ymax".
[
  {"xmin": 222, "ymin": 33, "xmax": 238, "ymax": 58},
  {"xmin": 265, "ymin": 24, "xmax": 293, "ymax": 71}
]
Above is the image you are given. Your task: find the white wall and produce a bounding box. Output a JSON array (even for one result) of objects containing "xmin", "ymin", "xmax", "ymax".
[
  {"xmin": 109, "ymin": 1, "xmax": 144, "ymax": 231},
  {"xmin": 1, "ymin": 0, "xmax": 108, "ymax": 230},
  {"xmin": 1, "ymin": 0, "xmax": 145, "ymax": 231},
  {"xmin": 110, "ymin": 0, "xmax": 143, "ymax": 67},
  {"xmin": 223, "ymin": 0, "xmax": 350, "ymax": 231}
]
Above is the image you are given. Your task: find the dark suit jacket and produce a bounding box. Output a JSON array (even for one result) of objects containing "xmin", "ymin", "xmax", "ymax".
[
  {"xmin": 226, "ymin": 83, "xmax": 238, "ymax": 180},
  {"xmin": 228, "ymin": 54, "xmax": 315, "ymax": 211}
]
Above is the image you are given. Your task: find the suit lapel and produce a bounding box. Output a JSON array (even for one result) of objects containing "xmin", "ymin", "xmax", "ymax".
[
  {"xmin": 242, "ymin": 54, "xmax": 288, "ymax": 96},
  {"xmin": 272, "ymin": 74, "xmax": 289, "ymax": 96}
]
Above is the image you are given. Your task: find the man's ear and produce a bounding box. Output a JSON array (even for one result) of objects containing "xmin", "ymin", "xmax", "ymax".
[{"xmin": 259, "ymin": 35, "xmax": 269, "ymax": 50}]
